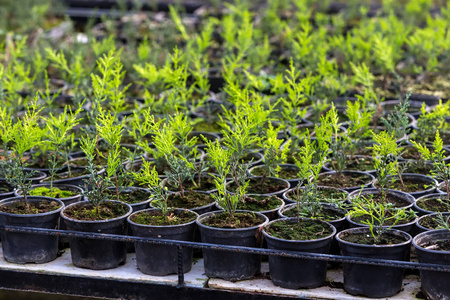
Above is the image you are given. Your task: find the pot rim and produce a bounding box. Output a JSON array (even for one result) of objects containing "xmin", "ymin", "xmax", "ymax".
[
  {"xmin": 0, "ymin": 196, "xmax": 64, "ymax": 217},
  {"xmin": 262, "ymin": 217, "xmax": 337, "ymax": 243},
  {"xmin": 413, "ymin": 229, "xmax": 450, "ymax": 253},
  {"xmin": 61, "ymin": 200, "xmax": 132, "ymax": 223},
  {"xmin": 336, "ymin": 227, "xmax": 412, "ymax": 248},
  {"xmin": 196, "ymin": 210, "xmax": 269, "ymax": 232},
  {"xmin": 127, "ymin": 207, "xmax": 198, "ymax": 228}
]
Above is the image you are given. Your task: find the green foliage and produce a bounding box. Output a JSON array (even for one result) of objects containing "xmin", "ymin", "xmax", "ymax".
[
  {"xmin": 45, "ymin": 103, "xmax": 84, "ymax": 188},
  {"xmin": 260, "ymin": 123, "xmax": 290, "ymax": 184},
  {"xmin": 369, "ymin": 131, "xmax": 403, "ymax": 202},
  {"xmin": 412, "ymin": 131, "xmax": 450, "ymax": 196},
  {"xmin": 132, "ymin": 160, "xmax": 170, "ymax": 219},
  {"xmin": 349, "ymin": 194, "xmax": 416, "ymax": 243}
]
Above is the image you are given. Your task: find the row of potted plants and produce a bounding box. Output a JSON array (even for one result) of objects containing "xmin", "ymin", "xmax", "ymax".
[{"xmin": 1, "ymin": 97, "xmax": 450, "ymax": 299}]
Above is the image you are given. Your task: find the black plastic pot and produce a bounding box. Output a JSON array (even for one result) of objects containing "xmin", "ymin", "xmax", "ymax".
[
  {"xmin": 348, "ymin": 188, "xmax": 415, "ymax": 209},
  {"xmin": 196, "ymin": 210, "xmax": 269, "ymax": 281},
  {"xmin": 0, "ymin": 169, "xmax": 47, "ymax": 185},
  {"xmin": 415, "ymin": 212, "xmax": 450, "ymax": 235},
  {"xmin": 413, "ymin": 193, "xmax": 450, "ymax": 216},
  {"xmin": 336, "ymin": 228, "xmax": 412, "ymax": 298},
  {"xmin": 278, "ymin": 203, "xmax": 347, "ymax": 255},
  {"xmin": 248, "ymin": 164, "xmax": 302, "ymax": 188},
  {"xmin": 14, "ymin": 183, "xmax": 84, "ymax": 206},
  {"xmin": 382, "ymin": 173, "xmax": 438, "ymax": 199},
  {"xmin": 413, "ymin": 230, "xmax": 450, "ymax": 300},
  {"xmin": 317, "ymin": 170, "xmax": 375, "ymax": 192},
  {"xmin": 127, "ymin": 208, "xmax": 198, "ymax": 276},
  {"xmin": 346, "ymin": 214, "xmax": 416, "ymax": 236},
  {"xmin": 49, "ymin": 167, "xmax": 105, "ymax": 189},
  {"xmin": 262, "ymin": 218, "xmax": 336, "ymax": 289},
  {"xmin": 0, "ymin": 196, "xmax": 64, "ymax": 263},
  {"xmin": 238, "ymin": 195, "xmax": 285, "ymax": 221},
  {"xmin": 61, "ymin": 200, "xmax": 132, "ymax": 270}
]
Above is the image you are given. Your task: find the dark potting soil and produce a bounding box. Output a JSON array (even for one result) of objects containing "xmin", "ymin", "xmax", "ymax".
[
  {"xmin": 416, "ymin": 197, "xmax": 450, "ymax": 212},
  {"xmin": 286, "ymin": 188, "xmax": 348, "ymax": 204},
  {"xmin": 228, "ymin": 177, "xmax": 288, "ymax": 194},
  {"xmin": 282, "ymin": 205, "xmax": 345, "ymax": 221},
  {"xmin": 341, "ymin": 157, "xmax": 375, "ymax": 172},
  {"xmin": 339, "ymin": 231, "xmax": 407, "ymax": 245},
  {"xmin": 29, "ymin": 187, "xmax": 77, "ymax": 198},
  {"xmin": 358, "ymin": 193, "xmax": 412, "ymax": 208},
  {"xmin": 420, "ymin": 239, "xmax": 450, "ymax": 251},
  {"xmin": 166, "ymin": 192, "xmax": 214, "ymax": 208},
  {"xmin": 63, "ymin": 201, "xmax": 129, "ymax": 221},
  {"xmin": 166, "ymin": 176, "xmax": 216, "ymax": 191},
  {"xmin": 251, "ymin": 167, "xmax": 299, "ymax": 180},
  {"xmin": 202, "ymin": 212, "xmax": 264, "ymax": 229},
  {"xmin": 384, "ymin": 179, "xmax": 428, "ymax": 193},
  {"xmin": 130, "ymin": 209, "xmax": 197, "ymax": 226},
  {"xmin": 266, "ymin": 219, "xmax": 333, "ymax": 240},
  {"xmin": 317, "ymin": 173, "xmax": 368, "ymax": 188},
  {"xmin": 236, "ymin": 195, "xmax": 283, "ymax": 212},
  {"xmin": 105, "ymin": 188, "xmax": 151, "ymax": 204},
  {"xmin": 404, "ymin": 163, "xmax": 433, "ymax": 175},
  {"xmin": 0, "ymin": 200, "xmax": 61, "ymax": 214},
  {"xmin": 239, "ymin": 153, "xmax": 261, "ymax": 164},
  {"xmin": 419, "ymin": 215, "xmax": 450, "ymax": 230}
]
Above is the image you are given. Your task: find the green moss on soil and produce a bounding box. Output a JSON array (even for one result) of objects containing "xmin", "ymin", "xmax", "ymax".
[
  {"xmin": 266, "ymin": 219, "xmax": 333, "ymax": 240},
  {"xmin": 165, "ymin": 192, "xmax": 214, "ymax": 209},
  {"xmin": 202, "ymin": 212, "xmax": 264, "ymax": 229},
  {"xmin": 63, "ymin": 201, "xmax": 129, "ymax": 221},
  {"xmin": 131, "ymin": 209, "xmax": 197, "ymax": 226},
  {"xmin": 105, "ymin": 188, "xmax": 151, "ymax": 204},
  {"xmin": 29, "ymin": 187, "xmax": 77, "ymax": 198},
  {"xmin": 236, "ymin": 195, "xmax": 283, "ymax": 212}
]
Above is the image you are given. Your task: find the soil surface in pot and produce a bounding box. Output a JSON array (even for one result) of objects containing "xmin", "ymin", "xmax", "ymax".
[
  {"xmin": 251, "ymin": 167, "xmax": 299, "ymax": 180},
  {"xmin": 283, "ymin": 205, "xmax": 345, "ymax": 221},
  {"xmin": 416, "ymin": 197, "xmax": 450, "ymax": 212},
  {"xmin": 404, "ymin": 163, "xmax": 433, "ymax": 175},
  {"xmin": 166, "ymin": 192, "xmax": 214, "ymax": 208},
  {"xmin": 357, "ymin": 193, "xmax": 412, "ymax": 208},
  {"xmin": 318, "ymin": 173, "xmax": 368, "ymax": 188},
  {"xmin": 0, "ymin": 200, "xmax": 61, "ymax": 214},
  {"xmin": 287, "ymin": 188, "xmax": 347, "ymax": 203},
  {"xmin": 331, "ymin": 157, "xmax": 375, "ymax": 172},
  {"xmin": 63, "ymin": 202, "xmax": 129, "ymax": 221},
  {"xmin": 70, "ymin": 157, "xmax": 107, "ymax": 167},
  {"xmin": 420, "ymin": 239, "xmax": 450, "ymax": 251},
  {"xmin": 130, "ymin": 209, "xmax": 197, "ymax": 226},
  {"xmin": 166, "ymin": 176, "xmax": 216, "ymax": 191},
  {"xmin": 228, "ymin": 177, "xmax": 288, "ymax": 194},
  {"xmin": 380, "ymin": 179, "xmax": 428, "ymax": 193},
  {"xmin": 29, "ymin": 186, "xmax": 78, "ymax": 198},
  {"xmin": 239, "ymin": 153, "xmax": 261, "ymax": 164},
  {"xmin": 339, "ymin": 231, "xmax": 407, "ymax": 245},
  {"xmin": 236, "ymin": 195, "xmax": 282, "ymax": 211},
  {"xmin": 202, "ymin": 212, "xmax": 263, "ymax": 229},
  {"xmin": 266, "ymin": 219, "xmax": 333, "ymax": 240},
  {"xmin": 105, "ymin": 188, "xmax": 150, "ymax": 204},
  {"xmin": 419, "ymin": 215, "xmax": 450, "ymax": 230}
]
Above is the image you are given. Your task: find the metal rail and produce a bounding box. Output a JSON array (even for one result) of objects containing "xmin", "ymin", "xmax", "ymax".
[{"xmin": 1, "ymin": 224, "xmax": 449, "ymax": 288}]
